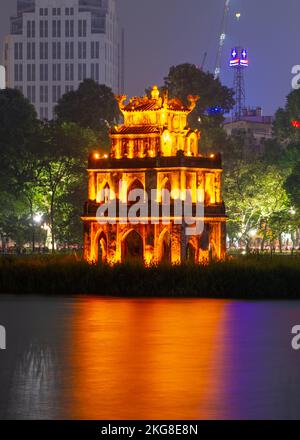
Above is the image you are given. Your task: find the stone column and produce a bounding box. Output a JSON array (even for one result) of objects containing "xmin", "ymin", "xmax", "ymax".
[
  {"xmin": 88, "ymin": 172, "xmax": 96, "ymax": 201},
  {"xmin": 171, "ymin": 223, "xmax": 182, "ymax": 264}
]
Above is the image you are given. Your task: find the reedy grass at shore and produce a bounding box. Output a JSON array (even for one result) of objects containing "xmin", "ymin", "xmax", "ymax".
[{"xmin": 0, "ymin": 254, "xmax": 299, "ymax": 298}]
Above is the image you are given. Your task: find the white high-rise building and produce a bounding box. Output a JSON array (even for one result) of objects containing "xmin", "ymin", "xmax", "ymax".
[{"xmin": 3, "ymin": 0, "xmax": 124, "ymax": 119}]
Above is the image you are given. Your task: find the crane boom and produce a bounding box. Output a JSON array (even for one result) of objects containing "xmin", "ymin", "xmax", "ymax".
[{"xmin": 214, "ymin": 0, "xmax": 230, "ymax": 80}]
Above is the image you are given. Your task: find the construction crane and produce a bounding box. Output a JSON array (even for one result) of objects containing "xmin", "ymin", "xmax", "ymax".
[
  {"xmin": 214, "ymin": 0, "xmax": 230, "ymax": 80},
  {"xmin": 200, "ymin": 52, "xmax": 207, "ymax": 71}
]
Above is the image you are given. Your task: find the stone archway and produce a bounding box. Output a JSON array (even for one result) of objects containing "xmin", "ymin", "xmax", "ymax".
[
  {"xmin": 122, "ymin": 229, "xmax": 144, "ymax": 263},
  {"xmin": 160, "ymin": 177, "xmax": 172, "ymax": 204},
  {"xmin": 127, "ymin": 178, "xmax": 145, "ymax": 202},
  {"xmin": 158, "ymin": 228, "xmax": 171, "ymax": 263},
  {"xmin": 97, "ymin": 180, "xmax": 111, "ymax": 203},
  {"xmin": 97, "ymin": 231, "xmax": 108, "ymax": 264},
  {"xmin": 186, "ymin": 242, "xmax": 196, "ymax": 263}
]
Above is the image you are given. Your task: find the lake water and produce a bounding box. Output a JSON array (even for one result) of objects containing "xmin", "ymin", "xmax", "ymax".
[{"xmin": 0, "ymin": 296, "xmax": 300, "ymax": 420}]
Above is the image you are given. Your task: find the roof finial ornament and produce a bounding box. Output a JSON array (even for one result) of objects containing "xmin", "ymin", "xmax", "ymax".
[
  {"xmin": 151, "ymin": 85, "xmax": 160, "ymax": 100},
  {"xmin": 115, "ymin": 94, "xmax": 127, "ymax": 110},
  {"xmin": 187, "ymin": 95, "xmax": 200, "ymax": 112}
]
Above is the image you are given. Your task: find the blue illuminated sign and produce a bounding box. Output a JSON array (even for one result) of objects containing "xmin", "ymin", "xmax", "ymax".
[{"xmin": 229, "ymin": 48, "xmax": 249, "ymax": 67}]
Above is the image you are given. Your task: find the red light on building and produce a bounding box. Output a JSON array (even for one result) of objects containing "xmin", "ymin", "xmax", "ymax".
[{"xmin": 292, "ymin": 120, "xmax": 300, "ymax": 128}]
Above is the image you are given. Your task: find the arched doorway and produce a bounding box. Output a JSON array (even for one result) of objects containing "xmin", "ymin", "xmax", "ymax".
[
  {"xmin": 127, "ymin": 179, "xmax": 145, "ymax": 202},
  {"xmin": 122, "ymin": 230, "xmax": 144, "ymax": 263},
  {"xmin": 186, "ymin": 242, "xmax": 196, "ymax": 263},
  {"xmin": 97, "ymin": 232, "xmax": 107, "ymax": 264},
  {"xmin": 158, "ymin": 229, "xmax": 171, "ymax": 263},
  {"xmin": 161, "ymin": 177, "xmax": 172, "ymax": 204},
  {"xmin": 97, "ymin": 181, "xmax": 111, "ymax": 203}
]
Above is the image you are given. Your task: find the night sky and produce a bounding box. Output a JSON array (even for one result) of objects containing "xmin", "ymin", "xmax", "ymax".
[{"xmin": 0, "ymin": 0, "xmax": 299, "ymax": 115}]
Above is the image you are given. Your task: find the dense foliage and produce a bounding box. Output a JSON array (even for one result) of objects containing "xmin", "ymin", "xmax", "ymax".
[
  {"xmin": 0, "ymin": 255, "xmax": 300, "ymax": 298},
  {"xmin": 0, "ymin": 87, "xmax": 98, "ymax": 251}
]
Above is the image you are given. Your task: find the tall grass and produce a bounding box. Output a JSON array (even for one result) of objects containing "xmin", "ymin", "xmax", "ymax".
[{"xmin": 0, "ymin": 254, "xmax": 300, "ymax": 298}]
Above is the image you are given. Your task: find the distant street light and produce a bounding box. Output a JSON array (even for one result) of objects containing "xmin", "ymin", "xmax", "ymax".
[
  {"xmin": 32, "ymin": 214, "xmax": 43, "ymax": 253},
  {"xmin": 33, "ymin": 214, "xmax": 43, "ymax": 224}
]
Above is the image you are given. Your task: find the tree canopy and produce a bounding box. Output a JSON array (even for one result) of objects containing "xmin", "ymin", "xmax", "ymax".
[
  {"xmin": 55, "ymin": 79, "xmax": 120, "ymax": 150},
  {"xmin": 163, "ymin": 63, "xmax": 235, "ymax": 151}
]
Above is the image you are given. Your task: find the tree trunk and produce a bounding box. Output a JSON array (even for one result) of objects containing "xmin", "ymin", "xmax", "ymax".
[
  {"xmin": 50, "ymin": 194, "xmax": 55, "ymax": 253},
  {"xmin": 279, "ymin": 233, "xmax": 283, "ymax": 254}
]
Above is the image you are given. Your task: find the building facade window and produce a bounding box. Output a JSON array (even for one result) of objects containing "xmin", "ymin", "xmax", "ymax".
[
  {"xmin": 52, "ymin": 42, "xmax": 61, "ymax": 59},
  {"xmin": 27, "ymin": 21, "xmax": 35, "ymax": 38},
  {"xmin": 27, "ymin": 64, "xmax": 35, "ymax": 82},
  {"xmin": 39, "ymin": 42, "xmax": 48, "ymax": 60},
  {"xmin": 39, "ymin": 20, "xmax": 48, "ymax": 38},
  {"xmin": 91, "ymin": 41, "xmax": 100, "ymax": 59},
  {"xmin": 27, "ymin": 42, "xmax": 35, "ymax": 60},
  {"xmin": 65, "ymin": 41, "xmax": 74, "ymax": 59},
  {"xmin": 40, "ymin": 107, "xmax": 48, "ymax": 120},
  {"xmin": 78, "ymin": 63, "xmax": 87, "ymax": 81},
  {"xmin": 78, "ymin": 41, "xmax": 87, "ymax": 59},
  {"xmin": 52, "ymin": 20, "xmax": 61, "ymax": 38},
  {"xmin": 65, "ymin": 7, "xmax": 75, "ymax": 16},
  {"xmin": 40, "ymin": 85, "xmax": 48, "ymax": 104},
  {"xmin": 52, "ymin": 85, "xmax": 61, "ymax": 103},
  {"xmin": 78, "ymin": 20, "xmax": 87, "ymax": 37},
  {"xmin": 65, "ymin": 20, "xmax": 74, "ymax": 37},
  {"xmin": 14, "ymin": 42, "xmax": 23, "ymax": 60},
  {"xmin": 52, "ymin": 8, "xmax": 61, "ymax": 16},
  {"xmin": 27, "ymin": 85, "xmax": 36, "ymax": 103},
  {"xmin": 40, "ymin": 64, "xmax": 48, "ymax": 81},
  {"xmin": 65, "ymin": 63, "xmax": 74, "ymax": 81},
  {"xmin": 91, "ymin": 63, "xmax": 99, "ymax": 81},
  {"xmin": 14, "ymin": 64, "xmax": 23, "ymax": 82},
  {"xmin": 52, "ymin": 64, "xmax": 61, "ymax": 81}
]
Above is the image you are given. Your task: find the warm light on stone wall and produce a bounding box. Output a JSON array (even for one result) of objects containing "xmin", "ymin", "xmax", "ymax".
[{"xmin": 82, "ymin": 86, "xmax": 227, "ymax": 266}]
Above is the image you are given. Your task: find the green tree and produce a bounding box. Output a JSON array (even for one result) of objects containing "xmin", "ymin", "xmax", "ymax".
[
  {"xmin": 224, "ymin": 160, "xmax": 293, "ymax": 252},
  {"xmin": 0, "ymin": 88, "xmax": 38, "ymax": 150},
  {"xmin": 55, "ymin": 79, "xmax": 120, "ymax": 151},
  {"xmin": 163, "ymin": 63, "xmax": 235, "ymax": 151},
  {"xmin": 0, "ymin": 89, "xmax": 43, "ymax": 250},
  {"xmin": 273, "ymin": 88, "xmax": 300, "ymax": 143},
  {"xmin": 37, "ymin": 121, "xmax": 97, "ymax": 252},
  {"xmin": 285, "ymin": 161, "xmax": 300, "ymax": 210}
]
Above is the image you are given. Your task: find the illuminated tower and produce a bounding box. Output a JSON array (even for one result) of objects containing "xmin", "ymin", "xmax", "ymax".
[
  {"xmin": 82, "ymin": 86, "xmax": 227, "ymax": 266},
  {"xmin": 230, "ymin": 47, "xmax": 249, "ymax": 120}
]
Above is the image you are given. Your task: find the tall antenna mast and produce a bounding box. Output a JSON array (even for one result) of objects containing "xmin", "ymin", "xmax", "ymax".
[
  {"xmin": 230, "ymin": 47, "xmax": 249, "ymax": 120},
  {"xmin": 214, "ymin": 0, "xmax": 230, "ymax": 80}
]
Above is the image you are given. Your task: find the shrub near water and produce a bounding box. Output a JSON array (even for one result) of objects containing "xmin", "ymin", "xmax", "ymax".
[{"xmin": 0, "ymin": 255, "xmax": 300, "ymax": 298}]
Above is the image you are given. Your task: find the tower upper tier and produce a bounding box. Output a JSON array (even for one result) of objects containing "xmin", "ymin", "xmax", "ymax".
[{"xmin": 110, "ymin": 86, "xmax": 200, "ymax": 158}]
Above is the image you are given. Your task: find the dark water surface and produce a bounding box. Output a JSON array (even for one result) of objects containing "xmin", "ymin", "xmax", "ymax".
[{"xmin": 0, "ymin": 296, "xmax": 300, "ymax": 420}]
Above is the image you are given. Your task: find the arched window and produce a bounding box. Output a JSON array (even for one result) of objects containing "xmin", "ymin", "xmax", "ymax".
[
  {"xmin": 127, "ymin": 179, "xmax": 145, "ymax": 202},
  {"xmin": 97, "ymin": 232, "xmax": 107, "ymax": 264},
  {"xmin": 122, "ymin": 230, "xmax": 144, "ymax": 263},
  {"xmin": 158, "ymin": 229, "xmax": 171, "ymax": 263},
  {"xmin": 121, "ymin": 140, "xmax": 128, "ymax": 157},
  {"xmin": 186, "ymin": 242, "xmax": 196, "ymax": 263},
  {"xmin": 161, "ymin": 178, "xmax": 172, "ymax": 204},
  {"xmin": 103, "ymin": 183, "xmax": 110, "ymax": 203}
]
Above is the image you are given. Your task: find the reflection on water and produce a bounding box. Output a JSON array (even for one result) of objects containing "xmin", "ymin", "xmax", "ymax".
[
  {"xmin": 1, "ymin": 297, "xmax": 300, "ymax": 419},
  {"xmin": 67, "ymin": 299, "xmax": 229, "ymax": 420}
]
